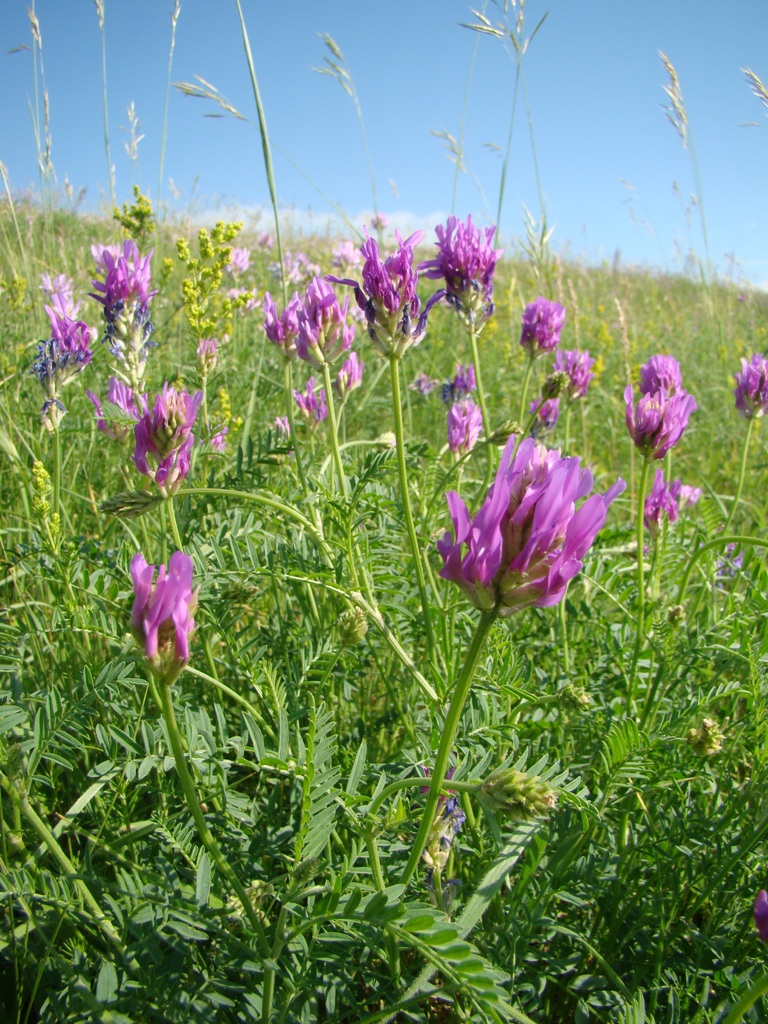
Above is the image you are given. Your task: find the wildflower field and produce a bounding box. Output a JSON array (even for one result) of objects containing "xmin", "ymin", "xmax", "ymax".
[{"xmin": 2, "ymin": 5, "xmax": 768, "ymax": 1024}]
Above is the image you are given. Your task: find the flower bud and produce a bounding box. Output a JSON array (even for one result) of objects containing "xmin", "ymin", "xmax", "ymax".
[
  {"xmin": 476, "ymin": 767, "xmax": 557, "ymax": 820},
  {"xmin": 336, "ymin": 607, "xmax": 368, "ymax": 646},
  {"xmin": 542, "ymin": 370, "xmax": 570, "ymax": 400},
  {"xmin": 100, "ymin": 489, "xmax": 163, "ymax": 519},
  {"xmin": 686, "ymin": 718, "xmax": 724, "ymax": 756},
  {"xmin": 558, "ymin": 683, "xmax": 592, "ymax": 710}
]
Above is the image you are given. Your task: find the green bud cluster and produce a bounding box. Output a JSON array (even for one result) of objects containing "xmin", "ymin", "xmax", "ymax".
[
  {"xmin": 542, "ymin": 369, "xmax": 570, "ymax": 400},
  {"xmin": 476, "ymin": 767, "xmax": 557, "ymax": 820},
  {"xmin": 558, "ymin": 683, "xmax": 593, "ymax": 710},
  {"xmin": 100, "ymin": 489, "xmax": 163, "ymax": 519},
  {"xmin": 336, "ymin": 607, "xmax": 368, "ymax": 646},
  {"xmin": 687, "ymin": 718, "xmax": 724, "ymax": 756}
]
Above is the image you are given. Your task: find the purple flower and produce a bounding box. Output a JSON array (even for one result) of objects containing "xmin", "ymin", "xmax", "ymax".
[
  {"xmin": 197, "ymin": 338, "xmax": 218, "ymax": 376},
  {"xmin": 332, "ymin": 240, "xmax": 362, "ymax": 271},
  {"xmin": 448, "ymin": 398, "xmax": 484, "ymax": 456},
  {"xmin": 270, "ymin": 251, "xmax": 320, "ymax": 287},
  {"xmin": 133, "ymin": 384, "xmax": 203, "ymax": 496},
  {"xmin": 293, "ymin": 376, "xmax": 328, "ymax": 427},
  {"xmin": 640, "ymin": 355, "xmax": 683, "ymax": 396},
  {"xmin": 90, "ymin": 239, "xmax": 157, "ymax": 382},
  {"xmin": 370, "ymin": 212, "xmax": 388, "ymax": 231},
  {"xmin": 257, "ymin": 231, "xmax": 274, "ymax": 251},
  {"xmin": 210, "ymin": 425, "xmax": 228, "ymax": 452},
  {"xmin": 273, "ymin": 415, "xmax": 290, "ymax": 438},
  {"xmin": 40, "ymin": 272, "xmax": 80, "ymax": 319},
  {"xmin": 86, "ymin": 376, "xmax": 143, "ymax": 442},
  {"xmin": 296, "ymin": 277, "xmax": 354, "ymax": 367},
  {"xmin": 263, "ymin": 292, "xmax": 301, "ymax": 360},
  {"xmin": 529, "ymin": 396, "xmax": 560, "ymax": 434},
  {"xmin": 644, "ymin": 470, "xmax": 679, "ymax": 532},
  {"xmin": 625, "ymin": 384, "xmax": 697, "ymax": 460},
  {"xmin": 335, "ymin": 351, "xmax": 364, "ymax": 401},
  {"xmin": 226, "ymin": 247, "xmax": 251, "ymax": 276},
  {"xmin": 755, "ymin": 890, "xmax": 768, "ymax": 941},
  {"xmin": 734, "ymin": 353, "xmax": 768, "ymax": 419},
  {"xmin": 437, "ymin": 434, "xmax": 625, "ymax": 615},
  {"xmin": 328, "ymin": 230, "xmax": 444, "ymax": 358},
  {"xmin": 31, "ymin": 307, "xmax": 93, "ymax": 431},
  {"xmin": 520, "ymin": 298, "xmax": 566, "ymax": 357},
  {"xmin": 441, "ymin": 363, "xmax": 476, "ymax": 404},
  {"xmin": 419, "ymin": 214, "xmax": 503, "ymax": 322},
  {"xmin": 553, "ymin": 349, "xmax": 596, "ymax": 400},
  {"xmin": 717, "ymin": 543, "xmax": 744, "ymax": 580},
  {"xmin": 131, "ymin": 550, "xmax": 198, "ymax": 684},
  {"xmin": 669, "ymin": 479, "xmax": 702, "ymax": 509},
  {"xmin": 410, "ymin": 372, "xmax": 440, "ymax": 395}
]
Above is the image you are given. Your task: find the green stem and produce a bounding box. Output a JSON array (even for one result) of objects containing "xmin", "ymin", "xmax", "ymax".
[
  {"xmin": 156, "ymin": 681, "xmax": 269, "ymax": 953},
  {"xmin": 52, "ymin": 423, "xmax": 61, "ymax": 528},
  {"xmin": 283, "ymin": 360, "xmax": 317, "ymax": 516},
  {"xmin": 321, "ymin": 361, "xmax": 348, "ymax": 497},
  {"xmin": 388, "ymin": 355, "xmax": 437, "ymax": 667},
  {"xmin": 677, "ymin": 534, "xmax": 766, "ymax": 606},
  {"xmin": 517, "ymin": 355, "xmax": 535, "ymax": 427},
  {"xmin": 399, "ymin": 609, "xmax": 497, "ymax": 888},
  {"xmin": 724, "ymin": 418, "xmax": 755, "ymax": 533},
  {"xmin": 0, "ymin": 771, "xmax": 123, "ymax": 952},
  {"xmin": 468, "ymin": 323, "xmax": 491, "ymax": 439},
  {"xmin": 627, "ymin": 456, "xmax": 652, "ymax": 709},
  {"xmin": 166, "ymin": 497, "xmax": 183, "ymax": 550}
]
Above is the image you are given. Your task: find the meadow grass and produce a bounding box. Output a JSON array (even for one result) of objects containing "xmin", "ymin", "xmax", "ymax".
[{"xmin": 1, "ymin": 7, "xmax": 768, "ymax": 1024}]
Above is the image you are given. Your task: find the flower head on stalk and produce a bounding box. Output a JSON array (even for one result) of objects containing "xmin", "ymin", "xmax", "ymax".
[
  {"xmin": 133, "ymin": 383, "xmax": 203, "ymax": 497},
  {"xmin": 644, "ymin": 469, "xmax": 679, "ymax": 532},
  {"xmin": 624, "ymin": 383, "xmax": 697, "ymax": 460},
  {"xmin": 448, "ymin": 398, "xmax": 484, "ymax": 456},
  {"xmin": 756, "ymin": 890, "xmax": 768, "ymax": 941},
  {"xmin": 40, "ymin": 272, "xmax": 81, "ymax": 319},
  {"xmin": 422, "ymin": 767, "xmax": 465, "ymax": 908},
  {"xmin": 419, "ymin": 214, "xmax": 503, "ymax": 328},
  {"xmin": 296, "ymin": 277, "xmax": 354, "ymax": 367},
  {"xmin": 327, "ymin": 230, "xmax": 444, "ymax": 359},
  {"xmin": 90, "ymin": 239, "xmax": 157, "ymax": 387},
  {"xmin": 441, "ymin": 363, "xmax": 476, "ymax": 404},
  {"xmin": 86, "ymin": 376, "xmax": 143, "ymax": 442},
  {"xmin": 519, "ymin": 297, "xmax": 566, "ymax": 358},
  {"xmin": 197, "ymin": 337, "xmax": 218, "ymax": 377},
  {"xmin": 528, "ymin": 396, "xmax": 560, "ymax": 437},
  {"xmin": 226, "ymin": 246, "xmax": 251, "ymax": 276},
  {"xmin": 437, "ymin": 434, "xmax": 625, "ymax": 615},
  {"xmin": 31, "ymin": 307, "xmax": 93, "ymax": 431},
  {"xmin": 263, "ymin": 292, "xmax": 301, "ymax": 360},
  {"xmin": 734, "ymin": 353, "xmax": 768, "ymax": 419},
  {"xmin": 410, "ymin": 371, "xmax": 440, "ymax": 395},
  {"xmin": 553, "ymin": 349, "xmax": 596, "ymax": 400},
  {"xmin": 640, "ymin": 354, "xmax": 683, "ymax": 396},
  {"xmin": 130, "ymin": 550, "xmax": 198, "ymax": 685},
  {"xmin": 669, "ymin": 479, "xmax": 701, "ymax": 509},
  {"xmin": 293, "ymin": 376, "xmax": 328, "ymax": 428},
  {"xmin": 335, "ymin": 351, "xmax": 364, "ymax": 402}
]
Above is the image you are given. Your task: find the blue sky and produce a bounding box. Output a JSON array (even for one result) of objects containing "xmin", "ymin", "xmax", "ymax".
[{"xmin": 2, "ymin": 0, "xmax": 767, "ymax": 283}]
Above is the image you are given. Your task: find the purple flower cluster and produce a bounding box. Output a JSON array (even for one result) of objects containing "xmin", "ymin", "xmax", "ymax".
[
  {"xmin": 755, "ymin": 890, "xmax": 768, "ymax": 941},
  {"xmin": 734, "ymin": 353, "xmax": 768, "ymax": 419},
  {"xmin": 644, "ymin": 470, "xmax": 679, "ymax": 532},
  {"xmin": 263, "ymin": 292, "xmax": 302, "ymax": 360},
  {"xmin": 520, "ymin": 298, "xmax": 566, "ymax": 357},
  {"xmin": 447, "ymin": 398, "xmax": 483, "ymax": 456},
  {"xmin": 31, "ymin": 306, "xmax": 93, "ymax": 430},
  {"xmin": 553, "ymin": 349, "xmax": 596, "ymax": 400},
  {"xmin": 335, "ymin": 352, "xmax": 364, "ymax": 401},
  {"xmin": 293, "ymin": 377, "xmax": 328, "ymax": 427},
  {"xmin": 90, "ymin": 239, "xmax": 157, "ymax": 385},
  {"xmin": 625, "ymin": 355, "xmax": 697, "ymax": 460},
  {"xmin": 441, "ymin": 363, "xmax": 476, "ymax": 404},
  {"xmin": 226, "ymin": 247, "xmax": 251, "ymax": 276},
  {"xmin": 328, "ymin": 230, "xmax": 443, "ymax": 358},
  {"xmin": 438, "ymin": 434, "xmax": 624, "ymax": 615},
  {"xmin": 529, "ymin": 396, "xmax": 560, "ymax": 435},
  {"xmin": 86, "ymin": 377, "xmax": 143, "ymax": 442},
  {"xmin": 419, "ymin": 214, "xmax": 503, "ymax": 323},
  {"xmin": 296, "ymin": 277, "xmax": 354, "ymax": 367},
  {"xmin": 133, "ymin": 384, "xmax": 203, "ymax": 497},
  {"xmin": 40, "ymin": 272, "xmax": 81, "ymax": 319},
  {"xmin": 131, "ymin": 550, "xmax": 198, "ymax": 684},
  {"xmin": 409, "ymin": 372, "xmax": 440, "ymax": 396},
  {"xmin": 269, "ymin": 251, "xmax": 320, "ymax": 287}
]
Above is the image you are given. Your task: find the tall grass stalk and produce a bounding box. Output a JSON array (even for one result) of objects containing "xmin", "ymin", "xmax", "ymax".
[
  {"xmin": 157, "ymin": 0, "xmax": 182, "ymax": 213},
  {"xmin": 94, "ymin": 0, "xmax": 117, "ymax": 210}
]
